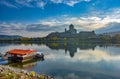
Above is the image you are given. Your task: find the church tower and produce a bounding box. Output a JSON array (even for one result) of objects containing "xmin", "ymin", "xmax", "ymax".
[
  {"xmin": 69, "ymin": 24, "xmax": 74, "ymax": 30},
  {"xmin": 65, "ymin": 28, "xmax": 67, "ymax": 32},
  {"xmin": 69, "ymin": 24, "xmax": 77, "ymax": 34}
]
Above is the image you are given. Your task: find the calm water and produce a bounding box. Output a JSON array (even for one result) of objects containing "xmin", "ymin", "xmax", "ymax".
[{"xmin": 0, "ymin": 43, "xmax": 120, "ymax": 79}]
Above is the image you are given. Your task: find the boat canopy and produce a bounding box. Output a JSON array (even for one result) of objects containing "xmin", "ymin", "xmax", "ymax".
[
  {"xmin": 36, "ymin": 52, "xmax": 43, "ymax": 55},
  {"xmin": 7, "ymin": 49, "xmax": 36, "ymax": 55}
]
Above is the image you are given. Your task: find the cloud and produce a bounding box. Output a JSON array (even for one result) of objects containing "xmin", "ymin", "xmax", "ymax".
[
  {"xmin": 96, "ymin": 23, "xmax": 120, "ymax": 33},
  {"xmin": 0, "ymin": 7, "xmax": 120, "ymax": 37},
  {"xmin": 0, "ymin": 22, "xmax": 25, "ymax": 31},
  {"xmin": 46, "ymin": 48, "xmax": 120, "ymax": 63},
  {"xmin": 15, "ymin": 0, "xmax": 46, "ymax": 9},
  {"xmin": 37, "ymin": 8, "xmax": 120, "ymax": 31},
  {"xmin": 15, "ymin": 0, "xmax": 33, "ymax": 7},
  {"xmin": 0, "ymin": 0, "xmax": 17, "ymax": 8},
  {"xmin": 40, "ymin": 19, "xmax": 63, "ymax": 26},
  {"xmin": 38, "ymin": 16, "xmax": 120, "ymax": 31},
  {"xmin": 0, "ymin": 0, "xmax": 46, "ymax": 8},
  {"xmin": 50, "ymin": 0, "xmax": 62, "ymax": 4},
  {"xmin": 0, "ymin": 22, "xmax": 63, "ymax": 37},
  {"xmin": 36, "ymin": 1, "xmax": 46, "ymax": 9},
  {"xmin": 26, "ymin": 24, "xmax": 59, "ymax": 32},
  {"xmin": 66, "ymin": 0, "xmax": 79, "ymax": 7},
  {"xmin": 56, "ymin": 73, "xmax": 81, "ymax": 79},
  {"xmin": 0, "ymin": 22, "xmax": 27, "ymax": 36},
  {"xmin": 0, "ymin": 0, "xmax": 91, "ymax": 8},
  {"xmin": 51, "ymin": 0, "xmax": 91, "ymax": 6}
]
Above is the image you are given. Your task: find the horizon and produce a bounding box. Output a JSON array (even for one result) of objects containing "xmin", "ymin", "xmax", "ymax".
[
  {"xmin": 0, "ymin": 24, "xmax": 120, "ymax": 38},
  {"xmin": 0, "ymin": 0, "xmax": 120, "ymax": 37}
]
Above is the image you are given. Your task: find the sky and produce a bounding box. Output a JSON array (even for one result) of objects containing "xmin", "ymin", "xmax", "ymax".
[{"xmin": 0, "ymin": 0, "xmax": 120, "ymax": 37}]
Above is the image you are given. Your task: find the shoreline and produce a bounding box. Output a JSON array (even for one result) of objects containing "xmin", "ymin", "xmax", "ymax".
[{"xmin": 0, "ymin": 65, "xmax": 54, "ymax": 79}]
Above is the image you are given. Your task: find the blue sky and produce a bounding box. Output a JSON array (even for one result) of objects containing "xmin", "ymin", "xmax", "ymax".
[{"xmin": 0, "ymin": 0, "xmax": 120, "ymax": 37}]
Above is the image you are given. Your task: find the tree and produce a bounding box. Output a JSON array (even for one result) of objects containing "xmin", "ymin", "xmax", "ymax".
[{"xmin": 64, "ymin": 37, "xmax": 67, "ymax": 41}]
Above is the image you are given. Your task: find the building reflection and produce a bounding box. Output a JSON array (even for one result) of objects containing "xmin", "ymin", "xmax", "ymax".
[{"xmin": 45, "ymin": 42, "xmax": 96, "ymax": 58}]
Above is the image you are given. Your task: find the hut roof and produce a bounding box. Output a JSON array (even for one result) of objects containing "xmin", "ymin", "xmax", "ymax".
[{"xmin": 7, "ymin": 49, "xmax": 36, "ymax": 55}]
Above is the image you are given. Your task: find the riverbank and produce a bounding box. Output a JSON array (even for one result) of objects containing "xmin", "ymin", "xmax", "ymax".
[{"xmin": 0, "ymin": 65, "xmax": 54, "ymax": 79}]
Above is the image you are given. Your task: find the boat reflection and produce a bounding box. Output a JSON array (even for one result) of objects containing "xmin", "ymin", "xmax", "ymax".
[{"xmin": 6, "ymin": 58, "xmax": 44, "ymax": 69}]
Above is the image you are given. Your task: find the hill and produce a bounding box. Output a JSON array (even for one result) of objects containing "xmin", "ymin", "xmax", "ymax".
[
  {"xmin": 0, "ymin": 35, "xmax": 22, "ymax": 39},
  {"xmin": 103, "ymin": 31, "xmax": 120, "ymax": 36}
]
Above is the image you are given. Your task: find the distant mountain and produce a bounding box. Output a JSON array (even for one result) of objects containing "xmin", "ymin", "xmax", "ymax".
[
  {"xmin": 96, "ymin": 22, "xmax": 120, "ymax": 34},
  {"xmin": 0, "ymin": 35, "xmax": 22, "ymax": 39},
  {"xmin": 103, "ymin": 31, "xmax": 120, "ymax": 36}
]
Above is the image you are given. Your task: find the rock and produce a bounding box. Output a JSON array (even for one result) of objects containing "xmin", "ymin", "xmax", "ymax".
[{"xmin": 0, "ymin": 65, "xmax": 55, "ymax": 79}]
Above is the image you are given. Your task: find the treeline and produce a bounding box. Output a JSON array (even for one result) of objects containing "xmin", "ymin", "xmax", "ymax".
[
  {"xmin": 0, "ymin": 34, "xmax": 120, "ymax": 44},
  {"xmin": 100, "ymin": 34, "xmax": 120, "ymax": 43},
  {"xmin": 45, "ymin": 34, "xmax": 120, "ymax": 43},
  {"xmin": 0, "ymin": 37, "xmax": 45, "ymax": 44}
]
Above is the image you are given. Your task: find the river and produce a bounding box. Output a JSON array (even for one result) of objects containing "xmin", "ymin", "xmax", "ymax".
[{"xmin": 0, "ymin": 43, "xmax": 120, "ymax": 79}]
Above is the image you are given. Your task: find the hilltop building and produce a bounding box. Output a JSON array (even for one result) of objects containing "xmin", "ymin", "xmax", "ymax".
[
  {"xmin": 65, "ymin": 24, "xmax": 77, "ymax": 34},
  {"xmin": 79, "ymin": 31, "xmax": 96, "ymax": 37},
  {"xmin": 46, "ymin": 24, "xmax": 96, "ymax": 39}
]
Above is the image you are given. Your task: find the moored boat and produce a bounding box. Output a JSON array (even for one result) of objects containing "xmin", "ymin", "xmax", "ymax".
[
  {"xmin": 35, "ymin": 52, "xmax": 44, "ymax": 59},
  {"xmin": 6, "ymin": 49, "xmax": 44, "ymax": 62}
]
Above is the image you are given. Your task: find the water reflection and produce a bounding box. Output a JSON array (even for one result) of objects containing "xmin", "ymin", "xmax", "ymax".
[
  {"xmin": 6, "ymin": 59, "xmax": 44, "ymax": 69},
  {"xmin": 46, "ymin": 42, "xmax": 96, "ymax": 57},
  {"xmin": 0, "ymin": 42, "xmax": 120, "ymax": 79}
]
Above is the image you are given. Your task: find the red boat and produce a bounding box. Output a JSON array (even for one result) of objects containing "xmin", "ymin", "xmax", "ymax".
[{"xmin": 6, "ymin": 49, "xmax": 43, "ymax": 62}]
